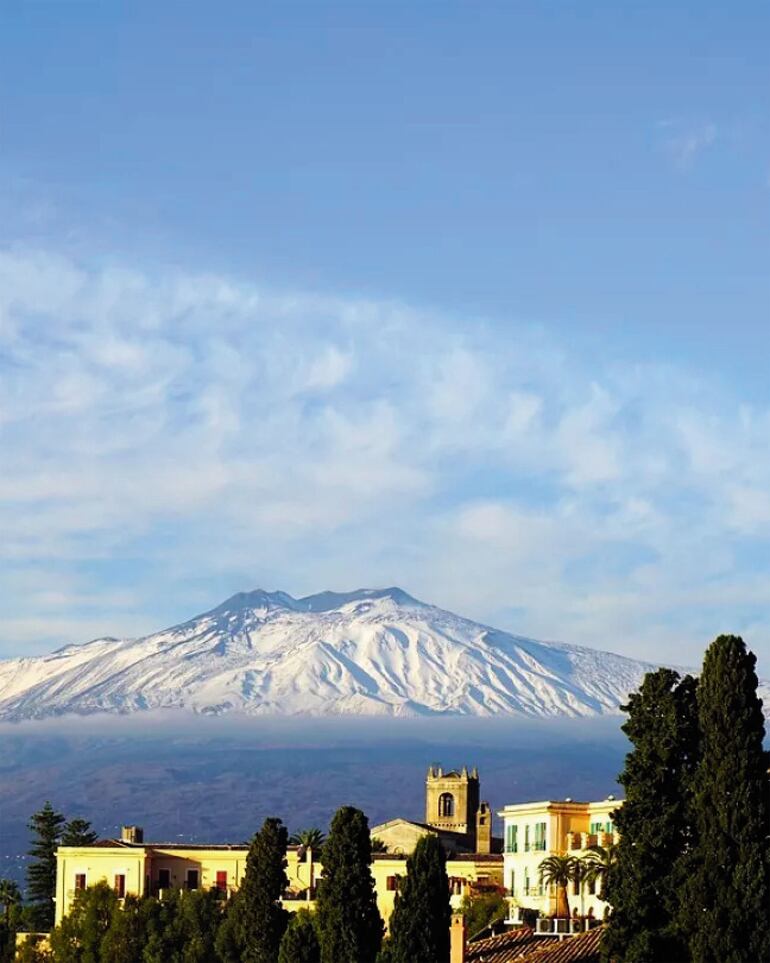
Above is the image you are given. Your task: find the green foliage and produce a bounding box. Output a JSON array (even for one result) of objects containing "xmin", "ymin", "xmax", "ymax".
[
  {"xmin": 218, "ymin": 817, "xmax": 289, "ymax": 963},
  {"xmin": 288, "ymin": 828, "xmax": 326, "ymax": 851},
  {"xmin": 388, "ymin": 834, "xmax": 450, "ymax": 963},
  {"xmin": 48, "ymin": 887, "xmax": 225, "ymax": 963},
  {"xmin": 99, "ymin": 894, "xmax": 147, "ymax": 963},
  {"xmin": 603, "ymin": 667, "xmax": 698, "ymax": 963},
  {"xmin": 48, "ymin": 880, "xmax": 117, "ymax": 963},
  {"xmin": 370, "ymin": 837, "xmax": 388, "ymax": 854},
  {"xmin": 61, "ymin": 819, "xmax": 98, "ymax": 847},
  {"xmin": 579, "ymin": 844, "xmax": 615, "ymax": 902},
  {"xmin": 316, "ymin": 806, "xmax": 383, "ymax": 963},
  {"xmin": 278, "ymin": 909, "xmax": 320, "ymax": 963},
  {"xmin": 27, "ymin": 802, "xmax": 65, "ymax": 930},
  {"xmin": 15, "ymin": 936, "xmax": 52, "ymax": 963},
  {"xmin": 171, "ymin": 889, "xmax": 225, "ymax": 963},
  {"xmin": 682, "ymin": 635, "xmax": 770, "ymax": 963},
  {"xmin": 461, "ymin": 890, "xmax": 508, "ymax": 939},
  {"xmin": 0, "ymin": 879, "xmax": 21, "ymax": 916}
]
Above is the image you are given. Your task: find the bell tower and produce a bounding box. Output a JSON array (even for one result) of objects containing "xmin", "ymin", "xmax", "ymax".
[{"xmin": 425, "ymin": 765, "xmax": 480, "ymax": 837}]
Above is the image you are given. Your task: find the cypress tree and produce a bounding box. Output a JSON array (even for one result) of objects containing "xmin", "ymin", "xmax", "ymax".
[
  {"xmin": 603, "ymin": 668, "xmax": 698, "ymax": 963},
  {"xmin": 682, "ymin": 635, "xmax": 770, "ymax": 963},
  {"xmin": 316, "ymin": 806, "xmax": 383, "ymax": 963},
  {"xmin": 219, "ymin": 817, "xmax": 289, "ymax": 963},
  {"xmin": 26, "ymin": 802, "xmax": 65, "ymax": 930},
  {"xmin": 388, "ymin": 833, "xmax": 451, "ymax": 963},
  {"xmin": 278, "ymin": 909, "xmax": 320, "ymax": 963}
]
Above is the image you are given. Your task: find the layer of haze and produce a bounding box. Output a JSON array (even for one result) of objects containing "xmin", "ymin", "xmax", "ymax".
[
  {"xmin": 1, "ymin": 2, "xmax": 770, "ymax": 667},
  {"xmin": 0, "ymin": 714, "xmax": 628, "ymax": 879}
]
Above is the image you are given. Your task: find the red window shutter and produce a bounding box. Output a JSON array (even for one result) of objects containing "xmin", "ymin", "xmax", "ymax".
[
  {"xmin": 216, "ymin": 871, "xmax": 227, "ymax": 890},
  {"xmin": 114, "ymin": 875, "xmax": 126, "ymax": 897}
]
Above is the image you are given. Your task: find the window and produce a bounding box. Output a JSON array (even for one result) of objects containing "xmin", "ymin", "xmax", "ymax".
[
  {"xmin": 186, "ymin": 869, "xmax": 199, "ymax": 891},
  {"xmin": 573, "ymin": 877, "xmax": 580, "ymax": 895},
  {"xmin": 74, "ymin": 874, "xmax": 86, "ymax": 891},
  {"xmin": 509, "ymin": 870, "xmax": 516, "ymax": 896},
  {"xmin": 590, "ymin": 819, "xmax": 612, "ymax": 835},
  {"xmin": 114, "ymin": 875, "xmax": 126, "ymax": 898},
  {"xmin": 524, "ymin": 825, "xmax": 530, "ymax": 852},
  {"xmin": 438, "ymin": 793, "xmax": 455, "ymax": 818},
  {"xmin": 216, "ymin": 871, "xmax": 228, "ymax": 895},
  {"xmin": 505, "ymin": 824, "xmax": 518, "ymax": 853},
  {"xmin": 158, "ymin": 869, "xmax": 171, "ymax": 890},
  {"xmin": 524, "ymin": 870, "xmax": 530, "ymax": 896},
  {"xmin": 588, "ymin": 877, "xmax": 596, "ymax": 895},
  {"xmin": 534, "ymin": 822, "xmax": 547, "ymax": 851}
]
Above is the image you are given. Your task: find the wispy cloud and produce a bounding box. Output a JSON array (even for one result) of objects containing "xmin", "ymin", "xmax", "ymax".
[
  {"xmin": 1, "ymin": 243, "xmax": 770, "ymax": 666},
  {"xmin": 658, "ymin": 120, "xmax": 718, "ymax": 169}
]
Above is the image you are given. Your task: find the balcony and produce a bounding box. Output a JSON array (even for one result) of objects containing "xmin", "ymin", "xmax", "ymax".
[
  {"xmin": 567, "ymin": 830, "xmax": 618, "ymax": 851},
  {"xmin": 535, "ymin": 917, "xmax": 602, "ymax": 938}
]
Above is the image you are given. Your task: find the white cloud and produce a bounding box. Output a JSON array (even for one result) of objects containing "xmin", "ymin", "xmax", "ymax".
[
  {"xmin": 658, "ymin": 120, "xmax": 718, "ymax": 170},
  {"xmin": 2, "ymin": 243, "xmax": 770, "ymax": 667}
]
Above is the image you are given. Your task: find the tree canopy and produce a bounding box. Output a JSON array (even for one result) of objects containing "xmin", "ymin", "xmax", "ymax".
[{"xmin": 316, "ymin": 806, "xmax": 383, "ymax": 963}]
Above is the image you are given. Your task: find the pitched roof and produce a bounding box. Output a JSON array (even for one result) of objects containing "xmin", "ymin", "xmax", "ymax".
[
  {"xmin": 516, "ymin": 928, "xmax": 605, "ymax": 963},
  {"xmin": 466, "ymin": 926, "xmax": 559, "ymax": 962}
]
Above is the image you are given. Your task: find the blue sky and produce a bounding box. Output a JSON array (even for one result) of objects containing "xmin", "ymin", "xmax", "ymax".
[{"xmin": 1, "ymin": 1, "xmax": 769, "ymax": 666}]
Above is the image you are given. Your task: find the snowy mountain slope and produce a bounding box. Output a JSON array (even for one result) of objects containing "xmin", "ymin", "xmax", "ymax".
[{"xmin": 0, "ymin": 587, "xmax": 665, "ymax": 721}]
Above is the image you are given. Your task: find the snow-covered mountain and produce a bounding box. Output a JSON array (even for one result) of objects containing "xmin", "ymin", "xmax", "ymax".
[
  {"xmin": 0, "ymin": 588, "xmax": 650, "ymax": 720},
  {"xmin": 0, "ymin": 587, "xmax": 660, "ymax": 721}
]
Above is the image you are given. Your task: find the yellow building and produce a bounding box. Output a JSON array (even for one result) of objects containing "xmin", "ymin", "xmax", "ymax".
[
  {"xmin": 55, "ymin": 826, "xmax": 318, "ymax": 926},
  {"xmin": 55, "ymin": 764, "xmax": 504, "ymax": 929},
  {"xmin": 497, "ymin": 797, "xmax": 621, "ymax": 921},
  {"xmin": 55, "ymin": 826, "xmax": 502, "ymax": 929}
]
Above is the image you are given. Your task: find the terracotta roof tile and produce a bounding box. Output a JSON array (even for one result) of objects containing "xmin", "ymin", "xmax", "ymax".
[
  {"xmin": 516, "ymin": 927, "xmax": 605, "ymax": 963},
  {"xmin": 466, "ymin": 926, "xmax": 559, "ymax": 962}
]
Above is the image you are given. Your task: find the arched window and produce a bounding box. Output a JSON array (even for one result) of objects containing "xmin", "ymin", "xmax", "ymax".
[{"xmin": 438, "ymin": 792, "xmax": 455, "ymax": 818}]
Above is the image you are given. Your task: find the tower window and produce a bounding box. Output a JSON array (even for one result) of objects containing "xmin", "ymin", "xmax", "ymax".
[{"xmin": 438, "ymin": 793, "xmax": 455, "ymax": 818}]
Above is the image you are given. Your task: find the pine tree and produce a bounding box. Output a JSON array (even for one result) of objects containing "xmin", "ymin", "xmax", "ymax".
[
  {"xmin": 602, "ymin": 668, "xmax": 698, "ymax": 963},
  {"xmin": 26, "ymin": 802, "xmax": 65, "ymax": 930},
  {"xmin": 388, "ymin": 833, "xmax": 451, "ymax": 963},
  {"xmin": 316, "ymin": 806, "xmax": 383, "ymax": 963},
  {"xmin": 682, "ymin": 635, "xmax": 770, "ymax": 963},
  {"xmin": 61, "ymin": 818, "xmax": 98, "ymax": 846},
  {"xmin": 218, "ymin": 817, "xmax": 289, "ymax": 963},
  {"xmin": 278, "ymin": 909, "xmax": 320, "ymax": 963}
]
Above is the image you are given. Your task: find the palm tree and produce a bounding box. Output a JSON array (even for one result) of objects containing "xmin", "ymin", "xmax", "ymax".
[
  {"xmin": 538, "ymin": 854, "xmax": 577, "ymax": 918},
  {"xmin": 289, "ymin": 828, "xmax": 326, "ymax": 852},
  {"xmin": 0, "ymin": 879, "xmax": 21, "ymax": 921},
  {"xmin": 370, "ymin": 836, "xmax": 388, "ymax": 854},
  {"xmin": 580, "ymin": 843, "xmax": 615, "ymax": 901}
]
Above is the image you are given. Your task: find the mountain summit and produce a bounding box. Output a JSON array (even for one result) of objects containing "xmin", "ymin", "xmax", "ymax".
[{"xmin": 0, "ymin": 588, "xmax": 657, "ymax": 721}]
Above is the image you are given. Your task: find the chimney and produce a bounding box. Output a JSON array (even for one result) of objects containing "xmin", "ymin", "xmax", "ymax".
[
  {"xmin": 121, "ymin": 825, "xmax": 144, "ymax": 844},
  {"xmin": 450, "ymin": 912, "xmax": 466, "ymax": 963}
]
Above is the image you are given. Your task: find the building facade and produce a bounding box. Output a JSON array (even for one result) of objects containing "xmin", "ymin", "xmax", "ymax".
[
  {"xmin": 497, "ymin": 797, "xmax": 621, "ymax": 920},
  {"xmin": 55, "ymin": 829, "xmax": 502, "ymax": 928},
  {"xmin": 55, "ymin": 762, "xmax": 504, "ymax": 928},
  {"xmin": 371, "ymin": 764, "xmax": 498, "ymax": 855}
]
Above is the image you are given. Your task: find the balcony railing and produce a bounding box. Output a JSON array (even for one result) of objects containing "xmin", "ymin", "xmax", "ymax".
[{"xmin": 535, "ymin": 918, "xmax": 602, "ymax": 937}]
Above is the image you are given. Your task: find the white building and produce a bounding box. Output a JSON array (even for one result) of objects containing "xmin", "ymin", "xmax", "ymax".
[{"xmin": 497, "ymin": 797, "xmax": 621, "ymax": 923}]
